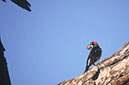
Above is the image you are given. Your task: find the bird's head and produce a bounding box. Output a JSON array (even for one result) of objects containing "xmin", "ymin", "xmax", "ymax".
[{"xmin": 87, "ymin": 41, "xmax": 99, "ymax": 50}]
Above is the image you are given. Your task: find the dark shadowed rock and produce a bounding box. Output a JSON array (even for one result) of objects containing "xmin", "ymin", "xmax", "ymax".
[
  {"xmin": 0, "ymin": 39, "xmax": 11, "ymax": 85},
  {"xmin": 2, "ymin": 0, "xmax": 31, "ymax": 11},
  {"xmin": 2, "ymin": 0, "xmax": 6, "ymax": 2},
  {"xmin": 11, "ymin": 0, "xmax": 31, "ymax": 11}
]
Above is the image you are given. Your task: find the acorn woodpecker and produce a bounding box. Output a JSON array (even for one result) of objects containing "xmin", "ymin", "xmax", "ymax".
[{"xmin": 84, "ymin": 41, "xmax": 102, "ymax": 72}]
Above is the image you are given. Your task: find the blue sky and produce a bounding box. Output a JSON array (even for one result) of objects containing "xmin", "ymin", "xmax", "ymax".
[{"xmin": 0, "ymin": 0, "xmax": 129, "ymax": 85}]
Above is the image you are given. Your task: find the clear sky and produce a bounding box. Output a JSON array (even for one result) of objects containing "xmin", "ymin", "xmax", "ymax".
[{"xmin": 0, "ymin": 0, "xmax": 129, "ymax": 85}]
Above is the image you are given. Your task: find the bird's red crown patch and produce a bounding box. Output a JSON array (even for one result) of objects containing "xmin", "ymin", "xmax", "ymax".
[{"xmin": 93, "ymin": 41, "xmax": 98, "ymax": 46}]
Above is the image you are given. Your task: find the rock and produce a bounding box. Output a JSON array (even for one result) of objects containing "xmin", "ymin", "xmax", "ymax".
[{"xmin": 0, "ymin": 39, "xmax": 11, "ymax": 85}]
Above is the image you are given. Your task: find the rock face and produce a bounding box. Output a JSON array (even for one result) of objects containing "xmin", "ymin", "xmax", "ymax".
[
  {"xmin": 58, "ymin": 42, "xmax": 129, "ymax": 85},
  {"xmin": 2, "ymin": 0, "xmax": 31, "ymax": 12},
  {"xmin": 0, "ymin": 39, "xmax": 11, "ymax": 85}
]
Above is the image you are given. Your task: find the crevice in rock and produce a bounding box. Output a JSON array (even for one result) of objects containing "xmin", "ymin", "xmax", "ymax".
[
  {"xmin": 92, "ymin": 68, "xmax": 100, "ymax": 80},
  {"xmin": 119, "ymin": 74, "xmax": 124, "ymax": 78}
]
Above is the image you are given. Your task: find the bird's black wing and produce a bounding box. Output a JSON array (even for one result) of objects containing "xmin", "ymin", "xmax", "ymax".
[
  {"xmin": 87, "ymin": 47, "xmax": 102, "ymax": 66},
  {"xmin": 84, "ymin": 47, "xmax": 102, "ymax": 72}
]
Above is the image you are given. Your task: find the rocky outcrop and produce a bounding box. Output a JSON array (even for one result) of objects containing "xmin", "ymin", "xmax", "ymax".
[
  {"xmin": 0, "ymin": 39, "xmax": 11, "ymax": 85},
  {"xmin": 58, "ymin": 42, "xmax": 129, "ymax": 85},
  {"xmin": 2, "ymin": 0, "xmax": 31, "ymax": 12}
]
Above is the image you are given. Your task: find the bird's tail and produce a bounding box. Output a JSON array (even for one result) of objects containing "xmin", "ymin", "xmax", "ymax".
[{"xmin": 84, "ymin": 65, "xmax": 89, "ymax": 73}]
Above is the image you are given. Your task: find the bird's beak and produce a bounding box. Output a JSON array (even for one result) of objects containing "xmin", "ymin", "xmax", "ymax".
[{"xmin": 87, "ymin": 44, "xmax": 93, "ymax": 50}]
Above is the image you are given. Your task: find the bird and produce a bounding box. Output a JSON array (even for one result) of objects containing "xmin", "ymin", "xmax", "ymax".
[{"xmin": 84, "ymin": 41, "xmax": 102, "ymax": 73}]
